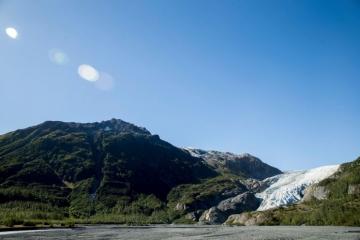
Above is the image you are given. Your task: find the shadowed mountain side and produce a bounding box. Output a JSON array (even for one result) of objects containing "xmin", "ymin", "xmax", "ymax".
[
  {"xmin": 0, "ymin": 119, "xmax": 283, "ymax": 225},
  {"xmin": 0, "ymin": 120, "xmax": 217, "ymax": 218}
]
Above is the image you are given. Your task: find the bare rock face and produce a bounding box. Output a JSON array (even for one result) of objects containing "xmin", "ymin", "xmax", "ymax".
[
  {"xmin": 199, "ymin": 192, "xmax": 260, "ymax": 224},
  {"xmin": 185, "ymin": 210, "xmax": 204, "ymax": 221},
  {"xmin": 225, "ymin": 212, "xmax": 270, "ymax": 226},
  {"xmin": 312, "ymin": 186, "xmax": 330, "ymax": 200},
  {"xmin": 217, "ymin": 192, "xmax": 260, "ymax": 215},
  {"xmin": 175, "ymin": 203, "xmax": 188, "ymax": 211},
  {"xmin": 243, "ymin": 179, "xmax": 265, "ymax": 192},
  {"xmin": 199, "ymin": 207, "xmax": 227, "ymax": 224},
  {"xmin": 220, "ymin": 187, "xmax": 249, "ymax": 199},
  {"xmin": 303, "ymin": 185, "xmax": 329, "ymax": 201},
  {"xmin": 348, "ymin": 184, "xmax": 360, "ymax": 195},
  {"xmin": 225, "ymin": 212, "xmax": 251, "ymax": 225}
]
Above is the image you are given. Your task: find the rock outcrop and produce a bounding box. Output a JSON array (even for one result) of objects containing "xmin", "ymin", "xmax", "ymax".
[
  {"xmin": 185, "ymin": 210, "xmax": 204, "ymax": 221},
  {"xmin": 217, "ymin": 192, "xmax": 260, "ymax": 215},
  {"xmin": 348, "ymin": 184, "xmax": 360, "ymax": 195},
  {"xmin": 303, "ymin": 185, "xmax": 330, "ymax": 201},
  {"xmin": 225, "ymin": 212, "xmax": 270, "ymax": 226},
  {"xmin": 199, "ymin": 192, "xmax": 260, "ymax": 224},
  {"xmin": 199, "ymin": 207, "xmax": 227, "ymax": 224}
]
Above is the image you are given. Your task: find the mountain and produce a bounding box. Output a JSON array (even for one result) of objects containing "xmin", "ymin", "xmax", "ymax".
[
  {"xmin": 256, "ymin": 165, "xmax": 339, "ymax": 211},
  {"xmin": 0, "ymin": 120, "xmax": 217, "ymax": 196},
  {"xmin": 226, "ymin": 157, "xmax": 360, "ymax": 226},
  {"xmin": 2, "ymin": 119, "xmax": 357, "ymax": 227},
  {"xmin": 0, "ymin": 119, "xmax": 280, "ymax": 226},
  {"xmin": 0, "ymin": 119, "xmax": 219, "ymax": 223},
  {"xmin": 184, "ymin": 148, "xmax": 282, "ymax": 180}
]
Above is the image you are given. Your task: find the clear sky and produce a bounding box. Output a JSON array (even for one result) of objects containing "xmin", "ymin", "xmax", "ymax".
[{"xmin": 1, "ymin": 0, "xmax": 359, "ymax": 170}]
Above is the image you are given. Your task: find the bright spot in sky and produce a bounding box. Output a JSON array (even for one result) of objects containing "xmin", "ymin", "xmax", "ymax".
[
  {"xmin": 49, "ymin": 49, "xmax": 69, "ymax": 65},
  {"xmin": 95, "ymin": 72, "xmax": 115, "ymax": 91},
  {"xmin": 78, "ymin": 64, "xmax": 99, "ymax": 82},
  {"xmin": 5, "ymin": 27, "xmax": 18, "ymax": 39}
]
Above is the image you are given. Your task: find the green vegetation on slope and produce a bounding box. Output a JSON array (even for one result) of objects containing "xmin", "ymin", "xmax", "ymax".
[
  {"xmin": 167, "ymin": 174, "xmax": 247, "ymax": 212},
  {"xmin": 0, "ymin": 176, "xmax": 248, "ymax": 226},
  {"xmin": 2, "ymin": 119, "xmax": 356, "ymax": 226},
  {"xmin": 0, "ymin": 120, "xmax": 228, "ymax": 226}
]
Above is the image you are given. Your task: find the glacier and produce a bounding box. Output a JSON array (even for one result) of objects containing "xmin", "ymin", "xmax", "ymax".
[{"xmin": 256, "ymin": 164, "xmax": 340, "ymax": 211}]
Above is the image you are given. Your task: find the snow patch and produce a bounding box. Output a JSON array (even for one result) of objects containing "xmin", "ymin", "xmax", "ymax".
[{"xmin": 184, "ymin": 147, "xmax": 254, "ymax": 161}]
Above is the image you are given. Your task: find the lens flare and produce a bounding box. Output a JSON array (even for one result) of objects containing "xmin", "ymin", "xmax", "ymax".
[
  {"xmin": 5, "ymin": 27, "xmax": 18, "ymax": 39},
  {"xmin": 95, "ymin": 72, "xmax": 115, "ymax": 91},
  {"xmin": 49, "ymin": 49, "xmax": 68, "ymax": 65},
  {"xmin": 78, "ymin": 64, "xmax": 99, "ymax": 82}
]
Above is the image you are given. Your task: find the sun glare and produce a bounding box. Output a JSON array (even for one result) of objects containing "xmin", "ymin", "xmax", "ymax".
[
  {"xmin": 78, "ymin": 64, "xmax": 99, "ymax": 82},
  {"xmin": 5, "ymin": 27, "xmax": 18, "ymax": 39}
]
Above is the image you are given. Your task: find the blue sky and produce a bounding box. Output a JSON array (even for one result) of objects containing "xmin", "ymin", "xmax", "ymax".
[{"xmin": 0, "ymin": 0, "xmax": 359, "ymax": 170}]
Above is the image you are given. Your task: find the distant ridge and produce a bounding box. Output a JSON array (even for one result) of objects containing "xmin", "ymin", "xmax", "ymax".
[{"xmin": 184, "ymin": 148, "xmax": 282, "ymax": 180}]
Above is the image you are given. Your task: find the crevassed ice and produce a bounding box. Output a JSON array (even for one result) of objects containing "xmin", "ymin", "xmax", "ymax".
[{"xmin": 256, "ymin": 164, "xmax": 340, "ymax": 211}]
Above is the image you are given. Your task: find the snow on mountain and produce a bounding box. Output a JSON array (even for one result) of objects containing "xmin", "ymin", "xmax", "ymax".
[
  {"xmin": 184, "ymin": 147, "xmax": 253, "ymax": 160},
  {"xmin": 184, "ymin": 148, "xmax": 282, "ymax": 180},
  {"xmin": 256, "ymin": 164, "xmax": 340, "ymax": 211}
]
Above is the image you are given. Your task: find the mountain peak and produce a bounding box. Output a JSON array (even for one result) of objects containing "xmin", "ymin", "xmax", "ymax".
[{"xmin": 38, "ymin": 118, "xmax": 151, "ymax": 136}]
